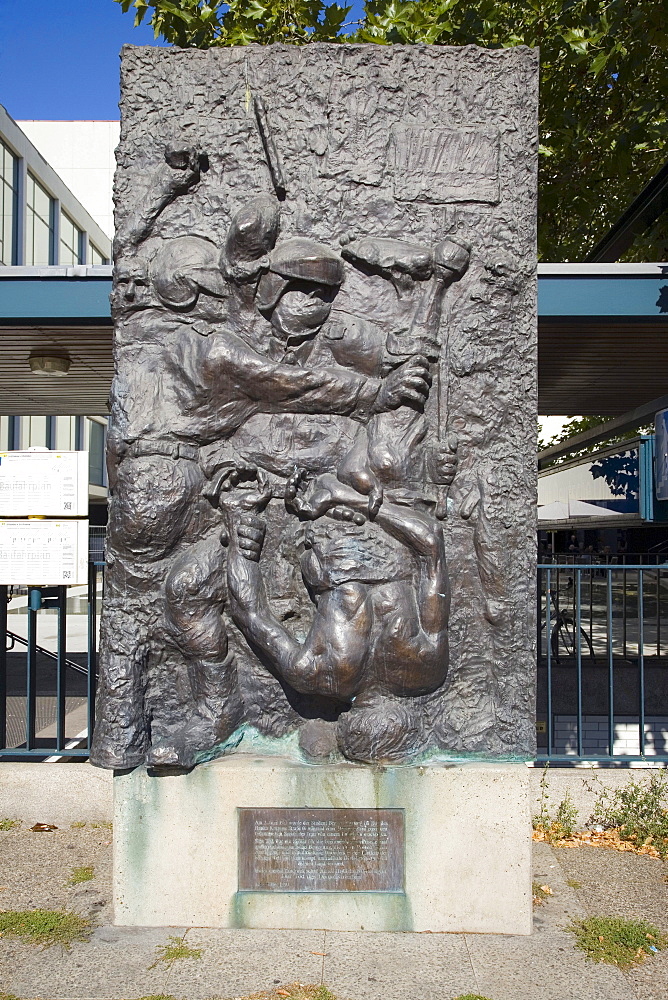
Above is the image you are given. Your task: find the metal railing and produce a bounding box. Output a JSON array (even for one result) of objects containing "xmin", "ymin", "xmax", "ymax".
[
  {"xmin": 537, "ymin": 563, "xmax": 668, "ymax": 762},
  {"xmin": 3, "ymin": 559, "xmax": 668, "ymax": 764},
  {"xmin": 0, "ymin": 563, "xmax": 102, "ymax": 760},
  {"xmin": 540, "ymin": 552, "xmax": 668, "ymax": 567}
]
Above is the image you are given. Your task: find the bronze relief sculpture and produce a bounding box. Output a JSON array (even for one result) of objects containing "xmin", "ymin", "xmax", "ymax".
[{"xmin": 92, "ymin": 43, "xmax": 538, "ymax": 770}]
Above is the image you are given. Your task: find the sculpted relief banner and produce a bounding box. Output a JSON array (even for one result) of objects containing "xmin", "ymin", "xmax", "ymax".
[{"xmin": 91, "ymin": 44, "xmax": 538, "ymax": 771}]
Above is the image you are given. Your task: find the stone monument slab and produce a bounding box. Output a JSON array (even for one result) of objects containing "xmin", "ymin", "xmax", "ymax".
[
  {"xmin": 114, "ymin": 757, "xmax": 531, "ymax": 933},
  {"xmin": 103, "ymin": 41, "xmax": 537, "ymax": 935}
]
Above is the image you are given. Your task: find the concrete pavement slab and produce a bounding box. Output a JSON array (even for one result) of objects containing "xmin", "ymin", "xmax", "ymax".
[
  {"xmin": 550, "ymin": 842, "xmax": 668, "ymax": 1000},
  {"xmin": 321, "ymin": 929, "xmax": 475, "ymax": 1000},
  {"xmin": 549, "ymin": 843, "xmax": 668, "ymax": 931},
  {"xmin": 465, "ymin": 932, "xmax": 636, "ymax": 1000},
  {"xmin": 164, "ymin": 928, "xmax": 328, "ymax": 1000},
  {"xmin": 5, "ymin": 925, "xmax": 186, "ymax": 999}
]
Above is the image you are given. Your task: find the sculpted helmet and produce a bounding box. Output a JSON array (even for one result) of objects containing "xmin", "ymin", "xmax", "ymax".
[
  {"xmin": 149, "ymin": 236, "xmax": 227, "ymax": 311},
  {"xmin": 255, "ymin": 238, "xmax": 344, "ymax": 317}
]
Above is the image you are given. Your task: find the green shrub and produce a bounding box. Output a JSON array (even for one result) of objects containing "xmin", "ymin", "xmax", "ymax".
[
  {"xmin": 590, "ymin": 771, "xmax": 668, "ymax": 856},
  {"xmin": 533, "ymin": 764, "xmax": 580, "ymax": 840}
]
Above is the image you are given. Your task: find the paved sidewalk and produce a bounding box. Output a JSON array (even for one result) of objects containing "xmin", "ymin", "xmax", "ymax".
[{"xmin": 1, "ymin": 823, "xmax": 667, "ymax": 1000}]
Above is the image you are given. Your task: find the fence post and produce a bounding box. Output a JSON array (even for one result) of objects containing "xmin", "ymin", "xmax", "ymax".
[
  {"xmin": 56, "ymin": 585, "xmax": 67, "ymax": 752},
  {"xmin": 26, "ymin": 588, "xmax": 38, "ymax": 750},
  {"xmin": 0, "ymin": 586, "xmax": 6, "ymax": 749}
]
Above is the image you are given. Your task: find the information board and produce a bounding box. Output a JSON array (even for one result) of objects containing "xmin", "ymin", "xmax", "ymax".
[
  {"xmin": 0, "ymin": 519, "xmax": 89, "ymax": 585},
  {"xmin": 0, "ymin": 451, "xmax": 89, "ymax": 517},
  {"xmin": 238, "ymin": 807, "xmax": 404, "ymax": 893}
]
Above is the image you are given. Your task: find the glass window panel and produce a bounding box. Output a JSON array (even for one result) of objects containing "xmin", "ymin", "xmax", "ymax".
[
  {"xmin": 1, "ymin": 212, "xmax": 13, "ymax": 265},
  {"xmin": 88, "ymin": 420, "xmax": 106, "ymax": 486},
  {"xmin": 28, "ymin": 416, "xmax": 47, "ymax": 448},
  {"xmin": 29, "ymin": 216, "xmax": 51, "ymax": 266},
  {"xmin": 26, "ymin": 173, "xmax": 54, "ymax": 265},
  {"xmin": 60, "ymin": 210, "xmax": 83, "ymax": 265},
  {"xmin": 32, "ymin": 182, "xmax": 50, "ymax": 223},
  {"xmin": 0, "ymin": 140, "xmax": 17, "ymax": 265},
  {"xmin": 60, "ymin": 243, "xmax": 77, "ymax": 265},
  {"xmin": 89, "ymin": 243, "xmax": 107, "ymax": 266}
]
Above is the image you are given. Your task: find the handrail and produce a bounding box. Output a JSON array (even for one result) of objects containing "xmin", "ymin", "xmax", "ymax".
[
  {"xmin": 5, "ymin": 629, "xmax": 87, "ymax": 676},
  {"xmin": 538, "ymin": 563, "xmax": 668, "ymax": 570}
]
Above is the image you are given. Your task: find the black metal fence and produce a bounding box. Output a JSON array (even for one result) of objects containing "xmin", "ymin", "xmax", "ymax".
[
  {"xmin": 0, "ymin": 564, "xmax": 102, "ymax": 759},
  {"xmin": 3, "ymin": 560, "xmax": 668, "ymax": 764},
  {"xmin": 537, "ymin": 563, "xmax": 668, "ymax": 762}
]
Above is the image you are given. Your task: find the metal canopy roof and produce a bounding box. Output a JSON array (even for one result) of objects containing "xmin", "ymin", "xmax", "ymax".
[
  {"xmin": 538, "ymin": 263, "xmax": 668, "ymax": 414},
  {"xmin": 0, "ymin": 263, "xmax": 666, "ymax": 416},
  {"xmin": 0, "ymin": 268, "xmax": 112, "ymax": 416}
]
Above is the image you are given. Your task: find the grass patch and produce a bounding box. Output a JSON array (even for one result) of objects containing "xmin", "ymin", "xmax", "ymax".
[
  {"xmin": 0, "ymin": 819, "xmax": 19, "ymax": 831},
  {"xmin": 567, "ymin": 878, "xmax": 582, "ymax": 889},
  {"xmin": 150, "ymin": 934, "xmax": 202, "ymax": 968},
  {"xmin": 569, "ymin": 915, "xmax": 666, "ymax": 969},
  {"xmin": 91, "ymin": 821, "xmax": 112, "ymax": 830},
  {"xmin": 70, "ymin": 821, "xmax": 86, "ymax": 829},
  {"xmin": 0, "ymin": 909, "xmax": 90, "ymax": 948},
  {"xmin": 68, "ymin": 865, "xmax": 95, "ymax": 885},
  {"xmin": 452, "ymin": 995, "xmax": 494, "ymax": 1000}
]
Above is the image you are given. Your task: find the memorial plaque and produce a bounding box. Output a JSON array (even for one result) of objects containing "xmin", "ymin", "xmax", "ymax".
[{"xmin": 238, "ymin": 808, "xmax": 404, "ymax": 893}]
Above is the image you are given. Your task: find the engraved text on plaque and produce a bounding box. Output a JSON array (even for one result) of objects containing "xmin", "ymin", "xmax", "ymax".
[{"xmin": 238, "ymin": 808, "xmax": 404, "ymax": 892}]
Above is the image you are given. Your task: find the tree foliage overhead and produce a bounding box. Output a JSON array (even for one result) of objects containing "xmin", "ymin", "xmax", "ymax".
[{"xmin": 116, "ymin": 0, "xmax": 668, "ymax": 262}]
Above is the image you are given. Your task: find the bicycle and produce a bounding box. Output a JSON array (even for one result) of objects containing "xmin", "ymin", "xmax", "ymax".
[{"xmin": 541, "ymin": 589, "xmax": 596, "ymax": 663}]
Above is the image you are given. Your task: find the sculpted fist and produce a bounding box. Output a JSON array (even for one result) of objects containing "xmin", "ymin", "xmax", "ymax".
[
  {"xmin": 285, "ymin": 470, "xmax": 367, "ymax": 523},
  {"xmin": 230, "ymin": 514, "xmax": 266, "ymax": 562},
  {"xmin": 373, "ymin": 355, "xmax": 432, "ymax": 412},
  {"xmin": 205, "ymin": 464, "xmax": 272, "ymax": 516},
  {"xmin": 429, "ymin": 433, "xmax": 459, "ymax": 488},
  {"xmin": 164, "ymin": 144, "xmax": 202, "ymax": 193}
]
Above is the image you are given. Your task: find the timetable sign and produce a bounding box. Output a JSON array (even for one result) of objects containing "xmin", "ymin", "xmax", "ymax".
[
  {"xmin": 0, "ymin": 519, "xmax": 89, "ymax": 585},
  {"xmin": 0, "ymin": 451, "xmax": 89, "ymax": 517}
]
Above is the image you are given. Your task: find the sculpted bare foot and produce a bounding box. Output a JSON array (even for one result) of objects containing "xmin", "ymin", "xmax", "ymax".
[{"xmin": 285, "ymin": 470, "xmax": 371, "ymax": 521}]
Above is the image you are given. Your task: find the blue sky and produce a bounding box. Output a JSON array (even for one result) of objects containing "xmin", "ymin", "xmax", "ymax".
[
  {"xmin": 0, "ymin": 1, "xmax": 167, "ymax": 120},
  {"xmin": 0, "ymin": 1, "xmax": 365, "ymax": 122}
]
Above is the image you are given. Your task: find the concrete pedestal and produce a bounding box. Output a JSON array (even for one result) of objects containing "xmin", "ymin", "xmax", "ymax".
[{"xmin": 114, "ymin": 757, "xmax": 531, "ymax": 934}]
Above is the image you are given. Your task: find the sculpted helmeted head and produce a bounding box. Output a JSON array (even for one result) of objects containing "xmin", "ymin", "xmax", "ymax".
[{"xmin": 256, "ymin": 238, "xmax": 344, "ymax": 343}]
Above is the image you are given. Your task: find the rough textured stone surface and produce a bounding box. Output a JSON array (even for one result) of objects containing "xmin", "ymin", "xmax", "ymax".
[{"xmin": 92, "ymin": 43, "xmax": 539, "ymax": 771}]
